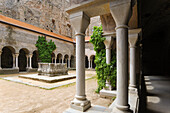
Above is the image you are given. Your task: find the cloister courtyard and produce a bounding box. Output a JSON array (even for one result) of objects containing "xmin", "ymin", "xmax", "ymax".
[
  {"xmin": 0, "ymin": 0, "xmax": 170, "ymax": 113},
  {"xmin": 0, "ymin": 70, "xmax": 113, "ymax": 113}
]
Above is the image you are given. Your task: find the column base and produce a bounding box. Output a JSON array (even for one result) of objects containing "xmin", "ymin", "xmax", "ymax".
[
  {"xmin": 70, "ymin": 98, "xmax": 91, "ymax": 112},
  {"xmin": 129, "ymin": 85, "xmax": 138, "ymax": 93},
  {"xmin": 112, "ymin": 107, "xmax": 133, "ymax": 113},
  {"xmin": 14, "ymin": 67, "xmax": 19, "ymax": 69},
  {"xmin": 100, "ymin": 89, "xmax": 117, "ymax": 98}
]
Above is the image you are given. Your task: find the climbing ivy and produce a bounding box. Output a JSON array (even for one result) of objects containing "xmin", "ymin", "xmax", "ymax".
[
  {"xmin": 90, "ymin": 26, "xmax": 117, "ymax": 93},
  {"xmin": 35, "ymin": 36, "xmax": 56, "ymax": 63}
]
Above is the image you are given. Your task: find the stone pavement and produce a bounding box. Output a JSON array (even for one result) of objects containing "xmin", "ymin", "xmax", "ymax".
[
  {"xmin": 0, "ymin": 73, "xmax": 91, "ymax": 90},
  {"xmin": 0, "ymin": 70, "xmax": 113, "ymax": 113},
  {"xmin": 145, "ymin": 76, "xmax": 170, "ymax": 113}
]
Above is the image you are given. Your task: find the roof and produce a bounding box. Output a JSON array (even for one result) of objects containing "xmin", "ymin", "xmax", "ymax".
[{"xmin": 0, "ymin": 14, "xmax": 75, "ymax": 43}]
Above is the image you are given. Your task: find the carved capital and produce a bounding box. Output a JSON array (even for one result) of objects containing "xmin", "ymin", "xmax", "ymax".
[
  {"xmin": 15, "ymin": 53, "xmax": 19, "ymax": 57},
  {"xmin": 103, "ymin": 32, "xmax": 116, "ymax": 49},
  {"xmin": 128, "ymin": 28, "xmax": 141, "ymax": 47},
  {"xmin": 29, "ymin": 54, "xmax": 33, "ymax": 58},
  {"xmin": 110, "ymin": 0, "xmax": 133, "ymax": 26},
  {"xmin": 69, "ymin": 11, "xmax": 90, "ymax": 34}
]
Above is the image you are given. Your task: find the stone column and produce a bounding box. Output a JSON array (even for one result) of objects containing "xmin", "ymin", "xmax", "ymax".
[
  {"xmin": 103, "ymin": 33, "xmax": 114, "ymax": 64},
  {"xmin": 128, "ymin": 30, "xmax": 140, "ymax": 90},
  {"xmin": 103, "ymin": 33, "xmax": 114, "ymax": 90},
  {"xmin": 68, "ymin": 58, "xmax": 70, "ymax": 68},
  {"xmin": 54, "ymin": 57, "xmax": 57, "ymax": 64},
  {"xmin": 62, "ymin": 58, "xmax": 64, "ymax": 64},
  {"xmin": 0, "ymin": 51, "xmax": 2, "ymax": 69},
  {"xmin": 15, "ymin": 53, "xmax": 19, "ymax": 69},
  {"xmin": 69, "ymin": 11, "xmax": 91, "ymax": 112},
  {"xmin": 110, "ymin": 0, "xmax": 133, "ymax": 112},
  {"xmin": 26, "ymin": 55, "xmax": 29, "ymax": 68},
  {"xmin": 12, "ymin": 54, "xmax": 16, "ymax": 68},
  {"xmin": 29, "ymin": 54, "xmax": 33, "ymax": 69},
  {"xmin": 88, "ymin": 58, "xmax": 91, "ymax": 69}
]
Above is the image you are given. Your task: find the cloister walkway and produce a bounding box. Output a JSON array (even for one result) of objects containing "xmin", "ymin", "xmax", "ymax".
[{"xmin": 144, "ymin": 75, "xmax": 170, "ymax": 113}]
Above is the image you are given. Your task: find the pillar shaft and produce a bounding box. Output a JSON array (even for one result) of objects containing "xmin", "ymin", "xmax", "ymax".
[
  {"xmin": 0, "ymin": 52, "xmax": 2, "ymax": 69},
  {"xmin": 116, "ymin": 27, "xmax": 129, "ymax": 108},
  {"xmin": 88, "ymin": 59, "xmax": 91, "ymax": 69},
  {"xmin": 129, "ymin": 47, "xmax": 136, "ymax": 88},
  {"xmin": 29, "ymin": 54, "xmax": 32, "ymax": 68},
  {"xmin": 76, "ymin": 35, "xmax": 85, "ymax": 96},
  {"xmin": 15, "ymin": 54, "xmax": 19, "ymax": 68},
  {"xmin": 68, "ymin": 59, "xmax": 70, "ymax": 68},
  {"xmin": 55, "ymin": 58, "xmax": 56, "ymax": 64},
  {"xmin": 106, "ymin": 48, "xmax": 111, "ymax": 64}
]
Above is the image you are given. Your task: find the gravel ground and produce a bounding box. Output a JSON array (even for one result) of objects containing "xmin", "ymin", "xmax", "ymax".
[{"xmin": 0, "ymin": 71, "xmax": 112, "ymax": 113}]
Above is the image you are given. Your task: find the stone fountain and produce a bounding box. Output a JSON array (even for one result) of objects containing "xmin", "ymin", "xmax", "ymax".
[{"xmin": 37, "ymin": 63, "xmax": 68, "ymax": 77}]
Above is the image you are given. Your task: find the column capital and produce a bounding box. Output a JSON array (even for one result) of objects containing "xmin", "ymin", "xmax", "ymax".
[
  {"xmin": 29, "ymin": 54, "xmax": 33, "ymax": 57},
  {"xmin": 15, "ymin": 53, "xmax": 19, "ymax": 57},
  {"xmin": 110, "ymin": 0, "xmax": 133, "ymax": 26},
  {"xmin": 103, "ymin": 32, "xmax": 115, "ymax": 49},
  {"xmin": 69, "ymin": 11, "xmax": 90, "ymax": 34},
  {"xmin": 128, "ymin": 28, "xmax": 141, "ymax": 47}
]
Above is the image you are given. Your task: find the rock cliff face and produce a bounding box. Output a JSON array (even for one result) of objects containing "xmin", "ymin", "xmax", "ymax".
[{"xmin": 0, "ymin": 0, "xmax": 73, "ymax": 37}]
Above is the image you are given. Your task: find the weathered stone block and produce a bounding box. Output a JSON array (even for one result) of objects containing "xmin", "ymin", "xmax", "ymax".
[{"xmin": 38, "ymin": 63, "xmax": 68, "ymax": 77}]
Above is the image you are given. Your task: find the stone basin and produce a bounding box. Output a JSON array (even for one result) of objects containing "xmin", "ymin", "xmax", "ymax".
[{"xmin": 38, "ymin": 63, "xmax": 68, "ymax": 77}]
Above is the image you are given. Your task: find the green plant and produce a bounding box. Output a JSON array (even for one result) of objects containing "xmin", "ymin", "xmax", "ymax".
[
  {"xmin": 90, "ymin": 26, "xmax": 117, "ymax": 93},
  {"xmin": 35, "ymin": 36, "xmax": 56, "ymax": 63}
]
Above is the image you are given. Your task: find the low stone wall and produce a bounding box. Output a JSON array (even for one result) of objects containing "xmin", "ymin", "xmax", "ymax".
[
  {"xmin": 38, "ymin": 63, "xmax": 68, "ymax": 77},
  {"xmin": 27, "ymin": 68, "xmax": 38, "ymax": 72},
  {"xmin": 0, "ymin": 68, "xmax": 19, "ymax": 74}
]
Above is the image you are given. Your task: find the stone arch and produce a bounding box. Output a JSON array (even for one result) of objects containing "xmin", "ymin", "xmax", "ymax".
[
  {"xmin": 20, "ymin": 48, "xmax": 30, "ymax": 54},
  {"xmin": 1, "ymin": 46, "xmax": 16, "ymax": 68},
  {"xmin": 32, "ymin": 50, "xmax": 38, "ymax": 68},
  {"xmin": 18, "ymin": 49, "xmax": 27, "ymax": 71},
  {"xmin": 57, "ymin": 53, "xmax": 63, "ymax": 63}
]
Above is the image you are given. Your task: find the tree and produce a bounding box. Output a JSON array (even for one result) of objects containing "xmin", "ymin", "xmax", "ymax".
[{"xmin": 35, "ymin": 36, "xmax": 56, "ymax": 63}]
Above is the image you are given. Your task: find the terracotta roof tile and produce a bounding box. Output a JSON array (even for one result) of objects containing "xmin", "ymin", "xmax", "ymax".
[{"xmin": 0, "ymin": 14, "xmax": 74, "ymax": 43}]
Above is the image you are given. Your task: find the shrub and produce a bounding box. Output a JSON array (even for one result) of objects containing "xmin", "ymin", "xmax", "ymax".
[
  {"xmin": 90, "ymin": 26, "xmax": 117, "ymax": 93},
  {"xmin": 35, "ymin": 36, "xmax": 56, "ymax": 63}
]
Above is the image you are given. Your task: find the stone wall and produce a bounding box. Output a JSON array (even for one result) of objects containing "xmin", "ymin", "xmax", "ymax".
[
  {"xmin": 0, "ymin": 22, "xmax": 75, "ymax": 58},
  {"xmin": 0, "ymin": 0, "xmax": 73, "ymax": 37}
]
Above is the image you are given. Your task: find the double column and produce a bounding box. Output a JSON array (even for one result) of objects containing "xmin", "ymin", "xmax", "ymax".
[
  {"xmin": 69, "ymin": 11, "xmax": 91, "ymax": 112},
  {"xmin": 110, "ymin": 0, "xmax": 133, "ymax": 112}
]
